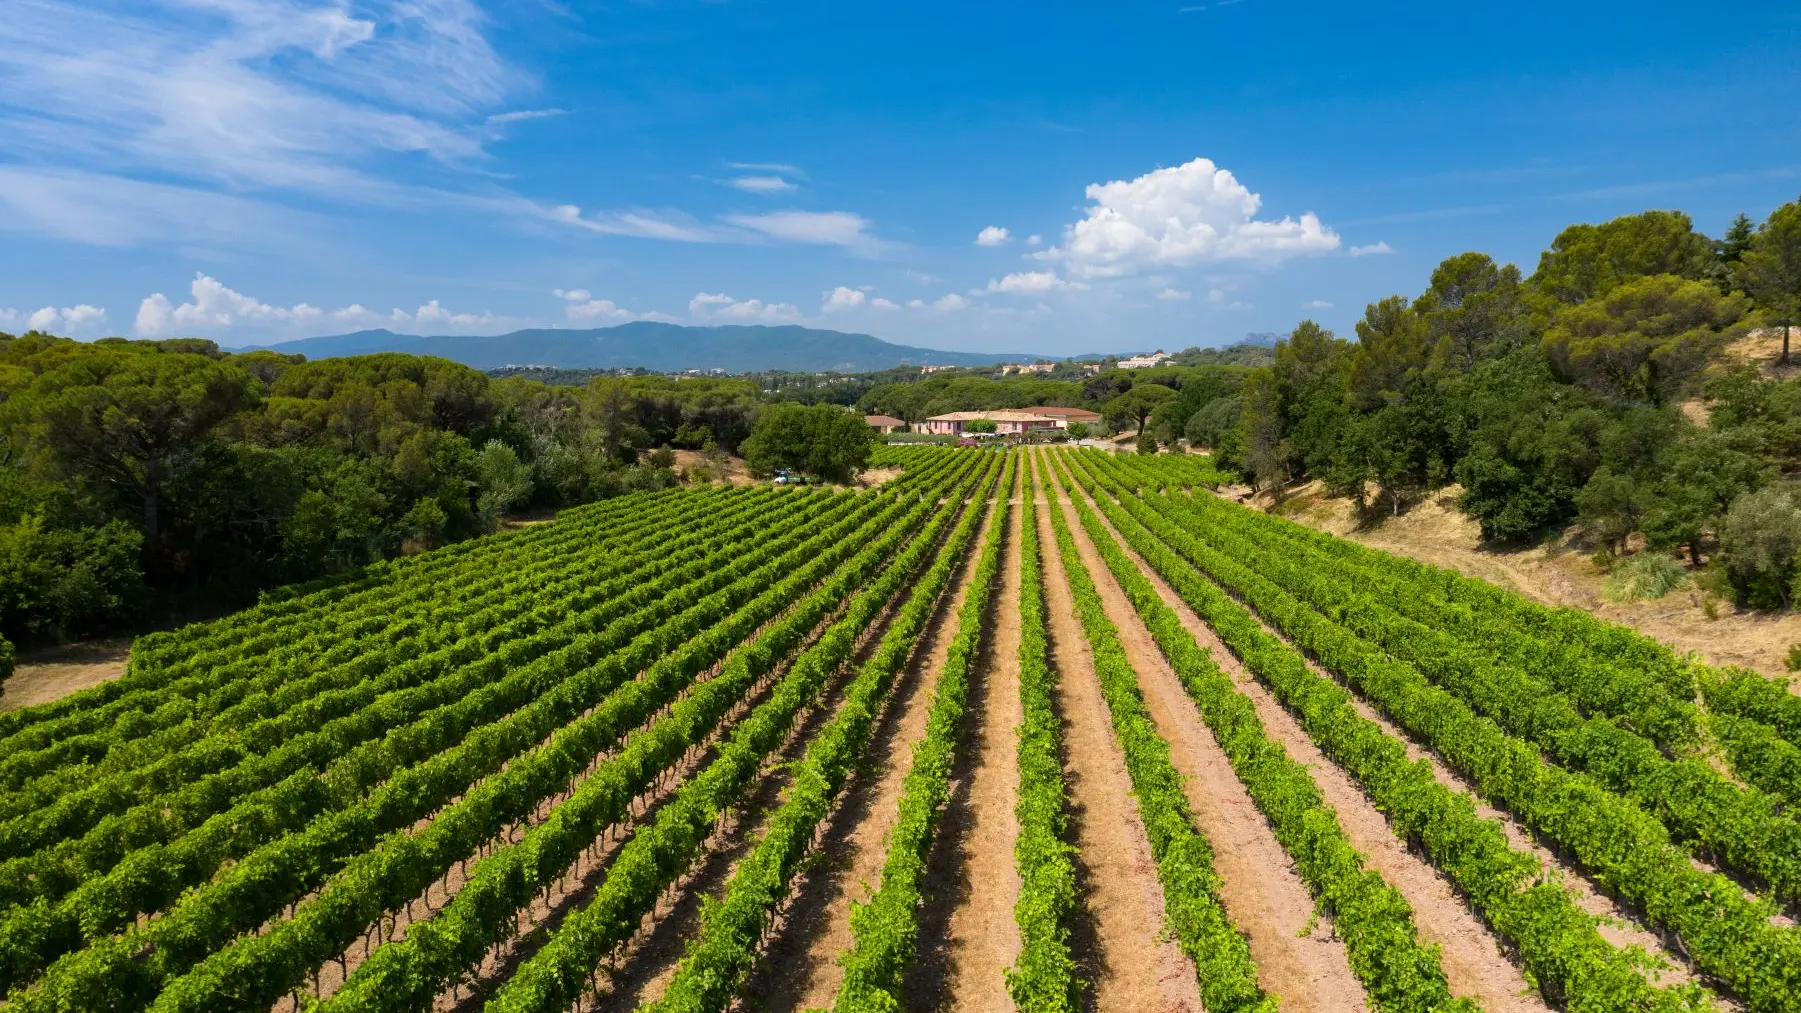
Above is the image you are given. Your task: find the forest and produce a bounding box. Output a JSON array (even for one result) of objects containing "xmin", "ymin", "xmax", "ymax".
[
  {"xmin": 1164, "ymin": 204, "xmax": 1801, "ymax": 612},
  {"xmin": 0, "ymin": 342, "xmax": 863, "ymax": 655}
]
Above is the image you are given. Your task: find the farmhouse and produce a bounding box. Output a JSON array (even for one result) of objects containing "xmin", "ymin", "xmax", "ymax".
[
  {"xmin": 1027, "ymin": 406, "xmax": 1102, "ymax": 425},
  {"xmin": 865, "ymin": 414, "xmax": 908, "ymax": 434},
  {"xmin": 919, "ymin": 410, "xmax": 1064, "ymax": 436}
]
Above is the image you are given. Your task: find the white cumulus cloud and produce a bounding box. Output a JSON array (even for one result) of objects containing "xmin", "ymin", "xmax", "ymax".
[
  {"xmin": 1157, "ymin": 288, "xmax": 1192, "ymax": 301},
  {"xmin": 688, "ymin": 292, "xmax": 801, "ymax": 323},
  {"xmin": 932, "ymin": 293, "xmax": 970, "ymax": 311},
  {"xmin": 136, "ymin": 274, "xmax": 321, "ymax": 336},
  {"xmin": 415, "ymin": 300, "xmax": 495, "ymax": 328},
  {"xmin": 135, "ymin": 273, "xmax": 502, "ymax": 338},
  {"xmin": 1039, "ymin": 157, "xmax": 1339, "ymax": 279},
  {"xmin": 553, "ymin": 288, "xmax": 592, "ymax": 302},
  {"xmin": 1303, "ymin": 299, "xmax": 1334, "ymax": 309},
  {"xmin": 981, "ymin": 270, "xmax": 1084, "ymax": 295},
  {"xmin": 5, "ymin": 303, "xmax": 108, "ymax": 335},
  {"xmin": 1025, "ymin": 234, "xmax": 1043, "ymax": 246},
  {"xmin": 565, "ymin": 299, "xmax": 633, "ymax": 322},
  {"xmin": 1348, "ymin": 241, "xmax": 1395, "ymax": 257},
  {"xmin": 975, "ymin": 225, "xmax": 1011, "ymax": 247},
  {"xmin": 821, "ymin": 286, "xmax": 867, "ymax": 312}
]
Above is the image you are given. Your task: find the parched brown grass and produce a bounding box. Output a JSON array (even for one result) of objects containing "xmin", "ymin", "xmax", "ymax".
[{"xmin": 1279, "ymin": 482, "xmax": 1801, "ymax": 679}]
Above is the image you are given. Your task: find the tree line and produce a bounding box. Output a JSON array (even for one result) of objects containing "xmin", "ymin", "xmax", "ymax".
[
  {"xmin": 1153, "ymin": 202, "xmax": 1801, "ymax": 612},
  {"xmin": 0, "ymin": 337, "xmax": 867, "ymax": 655}
]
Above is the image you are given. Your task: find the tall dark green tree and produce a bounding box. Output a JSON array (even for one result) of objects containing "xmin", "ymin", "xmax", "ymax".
[
  {"xmin": 1450, "ymin": 351, "xmax": 1606, "ymax": 542},
  {"xmin": 1641, "ymin": 428, "xmax": 1769, "ymax": 564},
  {"xmin": 740, "ymin": 403, "xmax": 872, "ymax": 482},
  {"xmin": 1719, "ymin": 212, "xmax": 1756, "ymax": 266},
  {"xmin": 1737, "ymin": 198, "xmax": 1801, "ymax": 364},
  {"xmin": 1349, "ymin": 295, "xmax": 1435, "ymax": 409},
  {"xmin": 1274, "ymin": 321, "xmax": 1352, "ymax": 481},
  {"xmin": 1531, "ymin": 210, "xmax": 1717, "ymax": 304},
  {"xmin": 1415, "ymin": 253, "xmax": 1527, "ymax": 368},
  {"xmin": 1541, "ymin": 274, "xmax": 1748, "ymax": 405},
  {"xmin": 8, "ymin": 350, "xmax": 258, "ymax": 565}
]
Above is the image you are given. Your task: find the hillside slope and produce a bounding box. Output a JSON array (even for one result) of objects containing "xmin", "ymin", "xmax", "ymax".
[{"xmin": 1272, "ymin": 483, "xmax": 1801, "ymax": 679}]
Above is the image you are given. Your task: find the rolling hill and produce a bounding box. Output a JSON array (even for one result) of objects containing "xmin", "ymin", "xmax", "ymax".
[{"xmin": 255, "ymin": 323, "xmax": 1033, "ymax": 373}]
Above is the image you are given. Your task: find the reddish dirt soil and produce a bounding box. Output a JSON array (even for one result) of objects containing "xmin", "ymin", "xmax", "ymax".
[
  {"xmin": 1046, "ymin": 471, "xmax": 1368, "ymax": 1013},
  {"xmin": 2, "ymin": 637, "xmax": 131, "ymax": 710},
  {"xmin": 921, "ymin": 494, "xmax": 1026, "ymax": 1013},
  {"xmin": 1034, "ymin": 481, "xmax": 1207, "ymax": 1013},
  {"xmin": 746, "ymin": 499, "xmax": 992, "ymax": 1011}
]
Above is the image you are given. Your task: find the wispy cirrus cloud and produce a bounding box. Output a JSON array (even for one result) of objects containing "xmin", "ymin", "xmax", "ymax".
[
  {"xmin": 722, "ymin": 175, "xmax": 798, "ymax": 194},
  {"xmin": 0, "ymin": 166, "xmax": 311, "ymax": 246},
  {"xmin": 547, "ymin": 203, "xmax": 726, "ymax": 243},
  {"xmin": 724, "ymin": 210, "xmax": 888, "ymax": 254},
  {"xmin": 0, "ymin": 3, "xmax": 892, "ymax": 260},
  {"xmin": 726, "ymin": 162, "xmax": 804, "ymax": 176},
  {"xmin": 0, "ymin": 0, "xmax": 510, "ymax": 191},
  {"xmin": 486, "ymin": 108, "xmax": 566, "ymax": 127}
]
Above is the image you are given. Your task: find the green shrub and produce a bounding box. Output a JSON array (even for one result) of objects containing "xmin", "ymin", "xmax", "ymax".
[
  {"xmin": 1603, "ymin": 552, "xmax": 1692, "ymax": 602},
  {"xmin": 0, "ymin": 514, "xmax": 146, "ymax": 644}
]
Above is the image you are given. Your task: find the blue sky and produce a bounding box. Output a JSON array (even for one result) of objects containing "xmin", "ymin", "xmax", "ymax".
[{"xmin": 3, "ymin": 0, "xmax": 1799, "ymax": 356}]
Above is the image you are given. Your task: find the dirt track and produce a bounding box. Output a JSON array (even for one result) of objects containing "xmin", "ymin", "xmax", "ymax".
[{"xmin": 2, "ymin": 638, "xmax": 130, "ymax": 710}]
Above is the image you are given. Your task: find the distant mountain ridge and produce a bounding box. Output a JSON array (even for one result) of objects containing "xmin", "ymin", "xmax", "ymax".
[{"xmin": 255, "ymin": 323, "xmax": 1036, "ymax": 373}]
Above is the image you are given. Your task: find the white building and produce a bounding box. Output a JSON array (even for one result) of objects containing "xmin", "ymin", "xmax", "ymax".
[{"xmin": 1117, "ymin": 350, "xmax": 1171, "ymax": 369}]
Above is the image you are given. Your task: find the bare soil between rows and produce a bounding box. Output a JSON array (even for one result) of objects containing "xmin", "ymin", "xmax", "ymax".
[
  {"xmin": 1082, "ymin": 467, "xmax": 1727, "ymax": 1008},
  {"xmin": 914, "ymin": 493, "xmax": 1026, "ymax": 1013},
  {"xmin": 1034, "ymin": 480, "xmax": 1205, "ymax": 1013},
  {"xmin": 1045, "ymin": 465, "xmax": 1370, "ymax": 1013},
  {"xmin": 745, "ymin": 494, "xmax": 995, "ymax": 1011}
]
